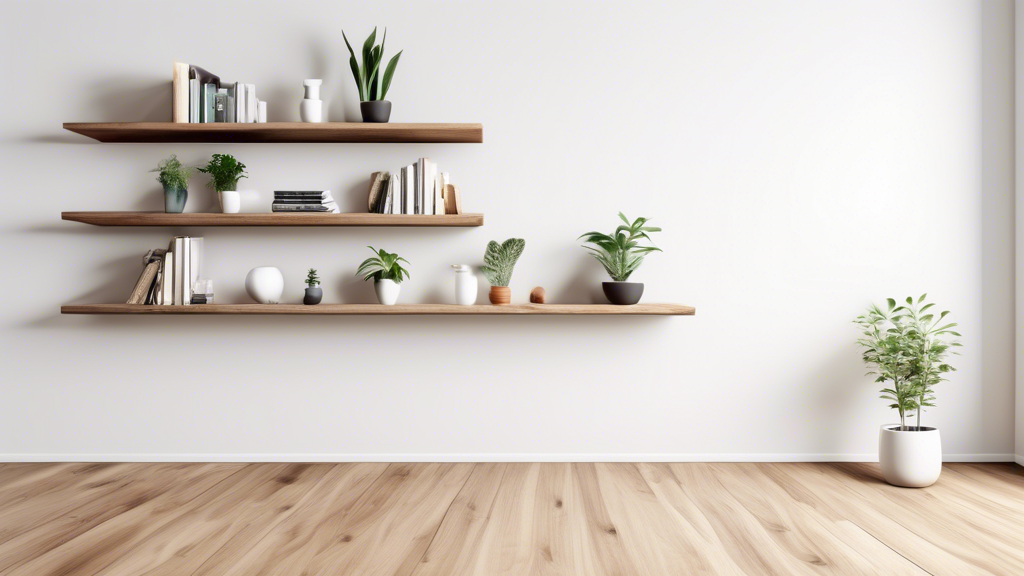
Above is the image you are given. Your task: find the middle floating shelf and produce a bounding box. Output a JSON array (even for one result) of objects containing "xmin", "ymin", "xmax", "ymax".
[{"xmin": 61, "ymin": 212, "xmax": 484, "ymax": 227}]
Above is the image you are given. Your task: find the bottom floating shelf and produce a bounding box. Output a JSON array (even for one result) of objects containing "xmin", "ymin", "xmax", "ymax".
[{"xmin": 61, "ymin": 304, "xmax": 695, "ymax": 316}]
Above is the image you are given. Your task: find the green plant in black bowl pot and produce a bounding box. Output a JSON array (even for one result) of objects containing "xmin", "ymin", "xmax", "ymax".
[
  {"xmin": 197, "ymin": 154, "xmax": 248, "ymax": 211},
  {"xmin": 343, "ymin": 27, "xmax": 402, "ymax": 123},
  {"xmin": 150, "ymin": 154, "xmax": 193, "ymax": 213},
  {"xmin": 304, "ymin": 268, "xmax": 322, "ymax": 305},
  {"xmin": 579, "ymin": 213, "xmax": 661, "ymax": 305}
]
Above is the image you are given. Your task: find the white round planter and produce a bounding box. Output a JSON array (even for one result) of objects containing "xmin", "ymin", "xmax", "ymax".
[
  {"xmin": 245, "ymin": 267, "xmax": 284, "ymax": 304},
  {"xmin": 878, "ymin": 424, "xmax": 942, "ymax": 488},
  {"xmin": 220, "ymin": 191, "xmax": 241, "ymax": 213},
  {"xmin": 374, "ymin": 279, "xmax": 401, "ymax": 305}
]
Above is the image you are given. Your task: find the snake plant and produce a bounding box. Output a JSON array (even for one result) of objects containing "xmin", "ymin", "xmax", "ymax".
[{"xmin": 343, "ymin": 27, "xmax": 402, "ymax": 102}]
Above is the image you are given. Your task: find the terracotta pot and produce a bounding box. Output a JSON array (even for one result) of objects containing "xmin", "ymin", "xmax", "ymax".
[{"xmin": 489, "ymin": 286, "xmax": 510, "ymax": 305}]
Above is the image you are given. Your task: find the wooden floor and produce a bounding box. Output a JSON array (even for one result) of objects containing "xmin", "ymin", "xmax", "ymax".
[{"xmin": 0, "ymin": 463, "xmax": 1022, "ymax": 575}]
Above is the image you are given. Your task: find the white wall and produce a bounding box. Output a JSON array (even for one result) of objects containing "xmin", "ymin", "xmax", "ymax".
[{"xmin": 0, "ymin": 0, "xmax": 1016, "ymax": 461}]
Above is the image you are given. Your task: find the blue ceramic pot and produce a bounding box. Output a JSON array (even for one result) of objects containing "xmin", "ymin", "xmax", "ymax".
[{"xmin": 164, "ymin": 185, "xmax": 188, "ymax": 213}]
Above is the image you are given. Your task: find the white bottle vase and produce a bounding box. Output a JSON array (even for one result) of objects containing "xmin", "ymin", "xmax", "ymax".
[
  {"xmin": 451, "ymin": 265, "xmax": 477, "ymax": 305},
  {"xmin": 245, "ymin": 267, "xmax": 284, "ymax": 304},
  {"xmin": 300, "ymin": 79, "xmax": 323, "ymax": 123},
  {"xmin": 374, "ymin": 279, "xmax": 401, "ymax": 305}
]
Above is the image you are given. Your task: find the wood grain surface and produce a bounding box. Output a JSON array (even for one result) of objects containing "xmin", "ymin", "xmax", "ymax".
[
  {"xmin": 60, "ymin": 303, "xmax": 697, "ymax": 315},
  {"xmin": 61, "ymin": 212, "xmax": 484, "ymax": 227},
  {"xmin": 1, "ymin": 462, "xmax": 1021, "ymax": 575},
  {"xmin": 62, "ymin": 122, "xmax": 484, "ymax": 143}
]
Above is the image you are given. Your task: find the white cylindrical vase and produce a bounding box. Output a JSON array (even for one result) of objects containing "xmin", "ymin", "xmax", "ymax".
[
  {"xmin": 220, "ymin": 191, "xmax": 241, "ymax": 213},
  {"xmin": 878, "ymin": 424, "xmax": 942, "ymax": 488},
  {"xmin": 245, "ymin": 267, "xmax": 284, "ymax": 304},
  {"xmin": 300, "ymin": 79, "xmax": 323, "ymax": 123},
  {"xmin": 451, "ymin": 265, "xmax": 477, "ymax": 305}
]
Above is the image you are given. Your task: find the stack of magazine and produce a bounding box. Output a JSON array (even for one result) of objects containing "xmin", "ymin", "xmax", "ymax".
[
  {"xmin": 272, "ymin": 191, "xmax": 339, "ymax": 213},
  {"xmin": 126, "ymin": 236, "xmax": 206, "ymax": 305}
]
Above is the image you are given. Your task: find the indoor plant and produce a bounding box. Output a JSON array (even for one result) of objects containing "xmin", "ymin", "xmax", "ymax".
[
  {"xmin": 150, "ymin": 154, "xmax": 193, "ymax": 213},
  {"xmin": 480, "ymin": 238, "xmax": 525, "ymax": 305},
  {"xmin": 197, "ymin": 154, "xmax": 248, "ymax": 211},
  {"xmin": 579, "ymin": 213, "xmax": 661, "ymax": 305},
  {"xmin": 356, "ymin": 246, "xmax": 410, "ymax": 305},
  {"xmin": 343, "ymin": 27, "xmax": 402, "ymax": 123},
  {"xmin": 855, "ymin": 295, "xmax": 960, "ymax": 487},
  {"xmin": 304, "ymin": 268, "xmax": 322, "ymax": 305}
]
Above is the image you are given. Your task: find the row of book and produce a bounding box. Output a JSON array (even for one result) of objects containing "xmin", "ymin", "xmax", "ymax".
[
  {"xmin": 367, "ymin": 158, "xmax": 463, "ymax": 215},
  {"xmin": 172, "ymin": 62, "xmax": 267, "ymax": 123},
  {"xmin": 272, "ymin": 190, "xmax": 340, "ymax": 213},
  {"xmin": 127, "ymin": 237, "xmax": 206, "ymax": 305}
]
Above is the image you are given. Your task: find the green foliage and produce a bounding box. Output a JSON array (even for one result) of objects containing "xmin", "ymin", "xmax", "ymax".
[
  {"xmin": 343, "ymin": 27, "xmax": 403, "ymax": 102},
  {"xmin": 855, "ymin": 295, "xmax": 960, "ymax": 430},
  {"xmin": 356, "ymin": 246, "xmax": 410, "ymax": 283},
  {"xmin": 480, "ymin": 238, "xmax": 525, "ymax": 287},
  {"xmin": 306, "ymin": 268, "xmax": 320, "ymax": 286},
  {"xmin": 150, "ymin": 154, "xmax": 193, "ymax": 191},
  {"xmin": 578, "ymin": 212, "xmax": 662, "ymax": 282},
  {"xmin": 197, "ymin": 154, "xmax": 247, "ymax": 192}
]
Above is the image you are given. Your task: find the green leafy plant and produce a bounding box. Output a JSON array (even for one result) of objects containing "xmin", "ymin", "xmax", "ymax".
[
  {"xmin": 579, "ymin": 213, "xmax": 661, "ymax": 282},
  {"xmin": 356, "ymin": 246, "xmax": 410, "ymax": 283},
  {"xmin": 150, "ymin": 154, "xmax": 193, "ymax": 191},
  {"xmin": 306, "ymin": 268, "xmax": 320, "ymax": 287},
  {"xmin": 197, "ymin": 154, "xmax": 247, "ymax": 192},
  {"xmin": 480, "ymin": 238, "xmax": 525, "ymax": 287},
  {"xmin": 855, "ymin": 295, "xmax": 960, "ymax": 430},
  {"xmin": 343, "ymin": 27, "xmax": 402, "ymax": 102}
]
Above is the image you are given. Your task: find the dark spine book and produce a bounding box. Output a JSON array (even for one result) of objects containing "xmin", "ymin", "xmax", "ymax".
[{"xmin": 272, "ymin": 204, "xmax": 331, "ymax": 212}]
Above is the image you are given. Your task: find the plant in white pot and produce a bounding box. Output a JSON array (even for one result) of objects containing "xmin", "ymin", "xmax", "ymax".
[
  {"xmin": 579, "ymin": 213, "xmax": 661, "ymax": 305},
  {"xmin": 855, "ymin": 295, "xmax": 960, "ymax": 487},
  {"xmin": 356, "ymin": 246, "xmax": 409, "ymax": 305}
]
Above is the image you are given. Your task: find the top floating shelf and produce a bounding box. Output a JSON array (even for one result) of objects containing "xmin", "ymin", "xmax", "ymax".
[{"xmin": 62, "ymin": 122, "xmax": 484, "ymax": 143}]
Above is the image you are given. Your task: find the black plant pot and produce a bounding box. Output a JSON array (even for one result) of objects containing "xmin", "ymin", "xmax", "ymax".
[
  {"xmin": 303, "ymin": 286, "xmax": 323, "ymax": 305},
  {"xmin": 602, "ymin": 282, "xmax": 644, "ymax": 305},
  {"xmin": 360, "ymin": 100, "xmax": 392, "ymax": 123}
]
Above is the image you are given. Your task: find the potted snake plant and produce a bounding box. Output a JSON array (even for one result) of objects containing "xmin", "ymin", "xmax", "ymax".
[
  {"xmin": 579, "ymin": 213, "xmax": 661, "ymax": 305},
  {"xmin": 343, "ymin": 27, "xmax": 402, "ymax": 123},
  {"xmin": 356, "ymin": 246, "xmax": 410, "ymax": 305},
  {"xmin": 855, "ymin": 295, "xmax": 960, "ymax": 487}
]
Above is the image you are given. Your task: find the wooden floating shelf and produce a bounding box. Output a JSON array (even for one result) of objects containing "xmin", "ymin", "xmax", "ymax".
[
  {"xmin": 62, "ymin": 122, "xmax": 483, "ymax": 143},
  {"xmin": 61, "ymin": 304, "xmax": 695, "ymax": 316},
  {"xmin": 62, "ymin": 211, "xmax": 484, "ymax": 227}
]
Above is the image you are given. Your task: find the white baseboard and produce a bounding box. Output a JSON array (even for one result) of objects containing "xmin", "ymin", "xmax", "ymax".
[
  {"xmin": 1016, "ymin": 454, "xmax": 1024, "ymax": 466},
  {"xmin": 0, "ymin": 453, "xmax": 1016, "ymax": 463}
]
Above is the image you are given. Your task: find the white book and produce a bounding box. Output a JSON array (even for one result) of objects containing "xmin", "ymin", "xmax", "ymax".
[
  {"xmin": 172, "ymin": 237, "xmax": 185, "ymax": 305},
  {"xmin": 182, "ymin": 237, "xmax": 192, "ymax": 306},
  {"xmin": 234, "ymin": 82, "xmax": 243, "ymax": 123},
  {"xmin": 173, "ymin": 62, "xmax": 189, "ymax": 123},
  {"xmin": 246, "ymin": 84, "xmax": 256, "ymax": 123},
  {"xmin": 189, "ymin": 237, "xmax": 203, "ymax": 303},
  {"xmin": 383, "ymin": 177, "xmax": 394, "ymax": 214},
  {"xmin": 403, "ymin": 165, "xmax": 414, "ymax": 214},
  {"xmin": 258, "ymin": 100, "xmax": 267, "ymax": 123},
  {"xmin": 161, "ymin": 252, "xmax": 173, "ymax": 305},
  {"xmin": 423, "ymin": 159, "xmax": 435, "ymax": 215},
  {"xmin": 414, "ymin": 161, "xmax": 423, "ymax": 214},
  {"xmin": 433, "ymin": 173, "xmax": 443, "ymax": 214}
]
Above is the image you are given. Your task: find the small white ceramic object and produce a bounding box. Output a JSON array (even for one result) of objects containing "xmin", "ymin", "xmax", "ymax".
[
  {"xmin": 878, "ymin": 424, "xmax": 942, "ymax": 488},
  {"xmin": 300, "ymin": 79, "xmax": 323, "ymax": 123},
  {"xmin": 374, "ymin": 279, "xmax": 401, "ymax": 305},
  {"xmin": 245, "ymin": 267, "xmax": 284, "ymax": 304},
  {"xmin": 451, "ymin": 264, "xmax": 477, "ymax": 305},
  {"xmin": 221, "ymin": 191, "xmax": 241, "ymax": 213},
  {"xmin": 257, "ymin": 101, "xmax": 267, "ymax": 123}
]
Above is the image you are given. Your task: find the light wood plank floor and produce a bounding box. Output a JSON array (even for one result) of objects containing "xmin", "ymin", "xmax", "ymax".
[{"xmin": 0, "ymin": 463, "xmax": 1022, "ymax": 575}]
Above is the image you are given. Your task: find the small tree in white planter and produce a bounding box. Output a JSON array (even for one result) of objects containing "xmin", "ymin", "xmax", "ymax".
[{"xmin": 855, "ymin": 295, "xmax": 960, "ymax": 487}]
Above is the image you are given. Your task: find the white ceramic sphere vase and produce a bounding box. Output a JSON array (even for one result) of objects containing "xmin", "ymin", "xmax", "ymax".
[
  {"xmin": 245, "ymin": 267, "xmax": 284, "ymax": 304},
  {"xmin": 878, "ymin": 424, "xmax": 942, "ymax": 488},
  {"xmin": 374, "ymin": 279, "xmax": 401, "ymax": 306}
]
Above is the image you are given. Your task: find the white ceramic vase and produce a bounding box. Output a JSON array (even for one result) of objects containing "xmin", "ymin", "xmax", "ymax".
[
  {"xmin": 374, "ymin": 279, "xmax": 401, "ymax": 306},
  {"xmin": 220, "ymin": 191, "xmax": 241, "ymax": 213},
  {"xmin": 300, "ymin": 79, "xmax": 323, "ymax": 123},
  {"xmin": 451, "ymin": 265, "xmax": 477, "ymax": 305},
  {"xmin": 245, "ymin": 267, "xmax": 284, "ymax": 304},
  {"xmin": 878, "ymin": 424, "xmax": 942, "ymax": 488}
]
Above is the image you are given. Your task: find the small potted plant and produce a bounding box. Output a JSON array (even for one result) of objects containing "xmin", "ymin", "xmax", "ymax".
[
  {"xmin": 197, "ymin": 154, "xmax": 248, "ymax": 212},
  {"xmin": 150, "ymin": 154, "xmax": 193, "ymax": 213},
  {"xmin": 343, "ymin": 27, "xmax": 402, "ymax": 123},
  {"xmin": 356, "ymin": 246, "xmax": 410, "ymax": 305},
  {"xmin": 480, "ymin": 238, "xmax": 525, "ymax": 305},
  {"xmin": 855, "ymin": 295, "xmax": 960, "ymax": 488},
  {"xmin": 579, "ymin": 213, "xmax": 662, "ymax": 305},
  {"xmin": 303, "ymin": 268, "xmax": 322, "ymax": 305}
]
